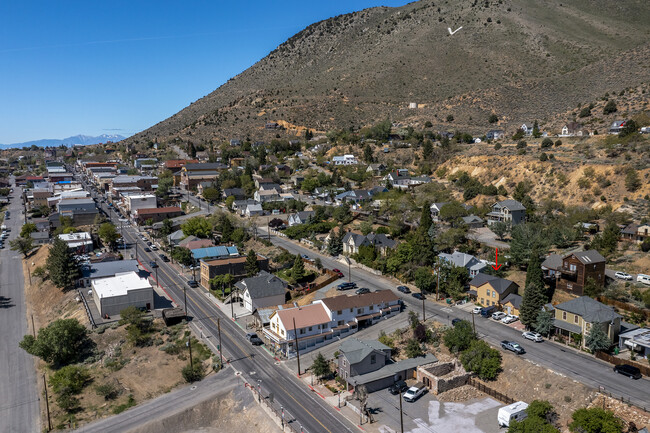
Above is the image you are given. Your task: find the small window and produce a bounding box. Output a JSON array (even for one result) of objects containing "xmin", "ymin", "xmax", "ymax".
[
  {"xmin": 322, "ymin": 323, "xmax": 328, "ymax": 329},
  {"xmin": 337, "ymin": 310, "xmax": 342, "ymax": 315},
  {"xmin": 486, "ymin": 289, "xmax": 490, "ymax": 296},
  {"xmin": 369, "ymin": 305, "xmax": 373, "ymax": 310},
  {"xmin": 308, "ymin": 326, "xmax": 312, "ymax": 331},
  {"xmin": 357, "ymin": 308, "xmax": 362, "ymax": 314},
  {"xmin": 574, "ymin": 315, "xmax": 578, "ymax": 324},
  {"xmin": 562, "ymin": 311, "xmax": 567, "ymax": 320},
  {"xmin": 370, "ymin": 354, "xmax": 376, "ymax": 364},
  {"xmin": 300, "ymin": 328, "xmax": 305, "ymax": 334},
  {"xmin": 570, "ymin": 264, "xmax": 577, "ymax": 271},
  {"xmin": 350, "ymin": 308, "xmax": 353, "ymax": 312},
  {"xmin": 492, "ymin": 292, "xmax": 496, "ymax": 298}
]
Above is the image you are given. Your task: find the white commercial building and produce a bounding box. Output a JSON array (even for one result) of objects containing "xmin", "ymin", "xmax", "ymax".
[
  {"xmin": 91, "ymin": 271, "xmax": 154, "ymax": 317},
  {"xmin": 332, "ymin": 155, "xmax": 358, "ymax": 165},
  {"xmin": 58, "ymin": 232, "xmax": 93, "ymax": 252},
  {"xmin": 125, "ymin": 193, "xmax": 157, "ymax": 214}
]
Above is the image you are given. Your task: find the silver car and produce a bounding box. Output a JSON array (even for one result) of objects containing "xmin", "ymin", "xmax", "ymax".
[{"xmin": 522, "ymin": 331, "xmax": 543, "ymax": 342}]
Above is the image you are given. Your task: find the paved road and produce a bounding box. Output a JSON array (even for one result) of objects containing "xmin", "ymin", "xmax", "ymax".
[
  {"xmin": 258, "ymin": 226, "xmax": 650, "ymax": 410},
  {"xmin": 0, "ymin": 185, "xmax": 40, "ymax": 433},
  {"xmin": 83, "ymin": 185, "xmax": 357, "ymax": 433}
]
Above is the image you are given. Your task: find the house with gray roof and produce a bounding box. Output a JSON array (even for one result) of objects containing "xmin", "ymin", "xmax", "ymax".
[
  {"xmin": 556, "ymin": 250, "xmax": 606, "ymax": 296},
  {"xmin": 438, "ymin": 251, "xmax": 487, "ymax": 277},
  {"xmin": 470, "ymin": 273, "xmax": 519, "ymax": 308},
  {"xmin": 486, "ymin": 199, "xmax": 526, "ymax": 226},
  {"xmin": 554, "ymin": 296, "xmax": 621, "ymax": 349},
  {"xmin": 343, "ymin": 232, "xmax": 397, "ymax": 256},
  {"xmin": 461, "ymin": 215, "xmax": 484, "ymax": 228},
  {"xmin": 235, "ymin": 270, "xmax": 288, "ymax": 314},
  {"xmin": 337, "ymin": 339, "xmax": 392, "ymax": 380},
  {"xmin": 288, "ymin": 211, "xmax": 315, "ymax": 227},
  {"xmin": 78, "ymin": 259, "xmax": 140, "ymax": 288}
]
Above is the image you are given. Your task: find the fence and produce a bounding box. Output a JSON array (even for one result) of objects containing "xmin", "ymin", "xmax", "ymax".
[
  {"xmin": 467, "ymin": 377, "xmax": 515, "ymax": 404},
  {"xmin": 596, "ymin": 296, "xmax": 650, "ymax": 320},
  {"xmin": 595, "ymin": 351, "xmax": 650, "ymax": 377}
]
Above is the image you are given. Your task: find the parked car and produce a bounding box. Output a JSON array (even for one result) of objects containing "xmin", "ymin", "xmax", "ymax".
[
  {"xmin": 451, "ymin": 318, "xmax": 463, "ymax": 327},
  {"xmin": 150, "ymin": 245, "xmax": 158, "ymax": 251},
  {"xmin": 355, "ymin": 287, "xmax": 371, "ymax": 295},
  {"xmin": 480, "ymin": 306, "xmax": 496, "ymax": 317},
  {"xmin": 337, "ymin": 282, "xmax": 357, "ymax": 290},
  {"xmin": 614, "ymin": 271, "xmax": 633, "ymax": 281},
  {"xmin": 501, "ymin": 341, "xmax": 525, "ymax": 355},
  {"xmin": 522, "ymin": 332, "xmax": 543, "ymax": 342},
  {"xmin": 332, "ymin": 268, "xmax": 341, "ymax": 273},
  {"xmin": 143, "ymin": 247, "xmax": 151, "ymax": 252},
  {"xmin": 187, "ymin": 279, "xmax": 198, "ymax": 288},
  {"xmin": 397, "ymin": 285, "xmax": 411, "ymax": 294},
  {"xmin": 159, "ymin": 254, "xmax": 170, "ymax": 262},
  {"xmin": 492, "ymin": 312, "xmax": 507, "ymax": 321},
  {"xmin": 403, "ymin": 383, "xmax": 427, "ymax": 402},
  {"xmin": 412, "ymin": 292, "xmax": 425, "ymax": 300},
  {"xmin": 501, "ymin": 315, "xmax": 519, "ymax": 324},
  {"xmin": 388, "ymin": 380, "xmax": 408, "ymax": 395},
  {"xmin": 472, "ymin": 306, "xmax": 482, "ymax": 314},
  {"xmin": 246, "ymin": 333, "xmax": 264, "ymax": 345},
  {"xmin": 149, "ymin": 261, "xmax": 158, "ymax": 268},
  {"xmin": 335, "ymin": 271, "xmax": 344, "ymax": 278},
  {"xmin": 613, "ymin": 364, "xmax": 642, "ymax": 380}
]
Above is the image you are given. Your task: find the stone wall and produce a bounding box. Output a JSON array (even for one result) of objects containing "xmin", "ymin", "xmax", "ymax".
[{"xmin": 417, "ymin": 361, "xmax": 472, "ymax": 395}]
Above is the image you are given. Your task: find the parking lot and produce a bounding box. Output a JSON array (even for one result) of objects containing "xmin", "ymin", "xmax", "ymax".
[{"xmin": 369, "ymin": 385, "xmax": 503, "ymax": 433}]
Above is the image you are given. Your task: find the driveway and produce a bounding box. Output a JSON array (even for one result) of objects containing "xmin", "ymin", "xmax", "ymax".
[
  {"xmin": 467, "ymin": 228, "xmax": 509, "ymax": 250},
  {"xmin": 369, "ymin": 387, "xmax": 502, "ymax": 433}
]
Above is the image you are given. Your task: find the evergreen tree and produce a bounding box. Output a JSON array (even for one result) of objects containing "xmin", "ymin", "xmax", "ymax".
[
  {"xmin": 327, "ymin": 228, "xmax": 344, "ymax": 256},
  {"xmin": 46, "ymin": 238, "xmax": 81, "ymax": 290},
  {"xmin": 520, "ymin": 253, "xmax": 547, "ymax": 328},
  {"xmin": 585, "ymin": 324, "xmax": 611, "ymax": 353},
  {"xmin": 534, "ymin": 310, "xmax": 554, "ymax": 336},
  {"xmin": 245, "ymin": 249, "xmax": 259, "ymax": 277},
  {"xmin": 292, "ymin": 255, "xmax": 306, "ymax": 281},
  {"xmin": 422, "ymin": 140, "xmax": 433, "ymax": 159},
  {"xmin": 311, "ymin": 352, "xmax": 331, "ymax": 382}
]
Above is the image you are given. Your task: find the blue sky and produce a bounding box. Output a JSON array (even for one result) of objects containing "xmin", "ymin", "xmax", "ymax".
[{"xmin": 0, "ymin": 1, "xmax": 410, "ymax": 144}]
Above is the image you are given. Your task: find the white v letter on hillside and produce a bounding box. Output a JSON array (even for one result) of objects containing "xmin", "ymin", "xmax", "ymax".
[{"xmin": 448, "ymin": 26, "xmax": 463, "ymax": 36}]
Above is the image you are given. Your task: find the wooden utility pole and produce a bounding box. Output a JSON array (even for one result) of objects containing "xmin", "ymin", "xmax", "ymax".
[
  {"xmin": 31, "ymin": 314, "xmax": 36, "ymax": 338},
  {"xmin": 188, "ymin": 335, "xmax": 193, "ymax": 368},
  {"xmin": 399, "ymin": 389, "xmax": 404, "ymax": 433},
  {"xmin": 293, "ymin": 317, "xmax": 301, "ymax": 376},
  {"xmin": 217, "ymin": 318, "xmax": 223, "ymax": 367},
  {"xmin": 472, "ymin": 310, "xmax": 476, "ymax": 334},
  {"xmin": 422, "ymin": 295, "xmax": 426, "ymax": 322},
  {"xmin": 43, "ymin": 374, "xmax": 51, "ymax": 432},
  {"xmin": 184, "ymin": 287, "xmax": 188, "ymax": 318}
]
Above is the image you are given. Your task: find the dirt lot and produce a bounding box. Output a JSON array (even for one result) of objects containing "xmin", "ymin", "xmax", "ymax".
[{"xmin": 22, "ymin": 246, "xmax": 214, "ymax": 429}]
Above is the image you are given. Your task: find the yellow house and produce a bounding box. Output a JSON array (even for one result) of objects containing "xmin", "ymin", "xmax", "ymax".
[
  {"xmin": 470, "ymin": 274, "xmax": 519, "ymax": 308},
  {"xmin": 553, "ymin": 296, "xmax": 621, "ymax": 349},
  {"xmin": 501, "ymin": 293, "xmax": 523, "ymax": 316}
]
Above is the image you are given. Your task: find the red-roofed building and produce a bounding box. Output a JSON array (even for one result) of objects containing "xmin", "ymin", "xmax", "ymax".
[
  {"xmin": 133, "ymin": 206, "xmax": 183, "ymax": 224},
  {"xmin": 164, "ymin": 159, "xmax": 198, "ymax": 170}
]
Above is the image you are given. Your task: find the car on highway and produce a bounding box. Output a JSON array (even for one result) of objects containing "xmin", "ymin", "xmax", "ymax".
[
  {"xmin": 614, "ymin": 271, "xmax": 633, "ymax": 280},
  {"xmin": 355, "ymin": 287, "xmax": 370, "ymax": 295},
  {"xmin": 149, "ymin": 261, "xmax": 158, "ymax": 268},
  {"xmin": 332, "ymin": 268, "xmax": 341, "ymax": 273},
  {"xmin": 187, "ymin": 279, "xmax": 199, "ymax": 288},
  {"xmin": 335, "ymin": 271, "xmax": 344, "ymax": 278},
  {"xmin": 613, "ymin": 364, "xmax": 642, "ymax": 380},
  {"xmin": 397, "ymin": 285, "xmax": 411, "ymax": 294},
  {"xmin": 337, "ymin": 282, "xmax": 357, "ymax": 290},
  {"xmin": 501, "ymin": 315, "xmax": 519, "ymax": 324},
  {"xmin": 492, "ymin": 312, "xmax": 507, "ymax": 321},
  {"xmin": 150, "ymin": 245, "xmax": 158, "ymax": 251},
  {"xmin": 501, "ymin": 341, "xmax": 525, "ymax": 355},
  {"xmin": 522, "ymin": 332, "xmax": 543, "ymax": 342},
  {"xmin": 388, "ymin": 380, "xmax": 408, "ymax": 395},
  {"xmin": 412, "ymin": 292, "xmax": 425, "ymax": 300}
]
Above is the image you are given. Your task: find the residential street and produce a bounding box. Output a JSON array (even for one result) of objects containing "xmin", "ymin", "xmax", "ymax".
[
  {"xmin": 257, "ymin": 226, "xmax": 650, "ymax": 410},
  {"xmin": 90, "ymin": 193, "xmax": 358, "ymax": 433},
  {"xmin": 0, "ymin": 185, "xmax": 40, "ymax": 433}
]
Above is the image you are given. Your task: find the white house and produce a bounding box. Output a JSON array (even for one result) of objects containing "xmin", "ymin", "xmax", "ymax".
[
  {"xmin": 245, "ymin": 203, "xmax": 263, "ymax": 217},
  {"xmin": 315, "ymin": 290, "xmax": 401, "ymax": 329},
  {"xmin": 288, "ymin": 211, "xmax": 315, "ymax": 226},
  {"xmin": 332, "ymin": 155, "xmax": 358, "ymax": 166},
  {"xmin": 58, "ymin": 232, "xmax": 93, "ymax": 252},
  {"xmin": 438, "ymin": 251, "xmax": 487, "ymax": 278},
  {"xmin": 235, "ymin": 271, "xmax": 287, "ymax": 314},
  {"xmin": 521, "ymin": 123, "xmax": 534, "ymax": 135}
]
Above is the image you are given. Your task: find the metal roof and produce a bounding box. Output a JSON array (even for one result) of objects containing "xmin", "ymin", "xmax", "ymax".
[
  {"xmin": 339, "ymin": 338, "xmax": 391, "ymax": 365},
  {"xmin": 555, "ymin": 296, "xmax": 620, "ymax": 323}
]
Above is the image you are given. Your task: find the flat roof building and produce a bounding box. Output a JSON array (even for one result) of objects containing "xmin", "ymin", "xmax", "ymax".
[{"xmin": 91, "ymin": 271, "xmax": 154, "ymax": 317}]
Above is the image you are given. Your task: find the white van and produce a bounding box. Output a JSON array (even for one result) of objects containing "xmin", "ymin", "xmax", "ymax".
[
  {"xmin": 498, "ymin": 401, "xmax": 528, "ymax": 427},
  {"xmin": 637, "ymin": 274, "xmax": 650, "ymax": 286}
]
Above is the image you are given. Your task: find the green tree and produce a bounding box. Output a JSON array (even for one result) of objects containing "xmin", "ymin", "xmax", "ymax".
[
  {"xmin": 159, "ymin": 218, "xmax": 174, "ymax": 237},
  {"xmin": 624, "ymin": 169, "xmax": 641, "ymax": 192},
  {"xmin": 535, "ymin": 310, "xmax": 554, "ymax": 336},
  {"xmin": 414, "ymin": 268, "xmax": 436, "ymax": 293},
  {"xmin": 19, "ymin": 318, "xmax": 89, "ymax": 366},
  {"xmin": 311, "ymin": 352, "xmax": 331, "ymax": 382},
  {"xmin": 509, "ymin": 224, "xmax": 549, "ymax": 266},
  {"xmin": 98, "ymin": 222, "xmax": 120, "ymax": 249},
  {"xmin": 245, "ymin": 249, "xmax": 259, "ymax": 277},
  {"xmin": 405, "ymin": 338, "xmax": 424, "ymax": 358},
  {"xmin": 171, "ymin": 246, "xmax": 194, "ymax": 267},
  {"xmin": 225, "ymin": 195, "xmax": 236, "ymax": 209},
  {"xmin": 532, "ymin": 120, "xmax": 541, "ymax": 138},
  {"xmin": 422, "ymin": 140, "xmax": 433, "ymax": 159},
  {"xmin": 508, "ymin": 400, "xmax": 559, "ymax": 433},
  {"xmin": 50, "ymin": 365, "xmax": 91, "ymax": 412},
  {"xmin": 181, "ymin": 216, "xmax": 213, "ymax": 238},
  {"xmin": 590, "ymin": 222, "xmax": 620, "ymax": 257},
  {"xmin": 603, "ymin": 100, "xmax": 617, "ymax": 115},
  {"xmin": 585, "ymin": 324, "xmax": 611, "ymax": 353},
  {"xmin": 619, "ymin": 119, "xmax": 638, "ymax": 138},
  {"xmin": 363, "ymin": 144, "xmax": 374, "ymax": 163},
  {"xmin": 20, "ymin": 223, "xmax": 37, "ymax": 239},
  {"xmin": 292, "ymin": 254, "xmax": 306, "ymax": 281},
  {"xmin": 439, "ymin": 201, "xmax": 469, "ymax": 225},
  {"xmin": 443, "ymin": 320, "xmax": 476, "ymax": 353},
  {"xmin": 327, "ymin": 228, "xmax": 344, "ymax": 256},
  {"xmin": 202, "ymin": 187, "xmax": 220, "ymax": 202},
  {"xmin": 520, "ymin": 284, "xmax": 547, "ymax": 328},
  {"xmin": 583, "ymin": 277, "xmax": 603, "ymax": 298},
  {"xmin": 489, "ymin": 114, "xmax": 499, "ymax": 123},
  {"xmin": 460, "ymin": 339, "xmax": 502, "ymax": 380},
  {"xmin": 182, "ymin": 362, "xmax": 205, "ymax": 383},
  {"xmin": 46, "ymin": 238, "xmax": 81, "ymax": 290},
  {"xmin": 491, "ymin": 221, "xmax": 510, "ymax": 241},
  {"xmin": 10, "ymin": 237, "xmax": 33, "ymax": 258},
  {"xmin": 569, "ymin": 408, "xmax": 623, "ymax": 433}
]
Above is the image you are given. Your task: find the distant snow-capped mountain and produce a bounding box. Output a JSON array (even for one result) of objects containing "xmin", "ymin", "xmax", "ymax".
[{"xmin": 0, "ymin": 134, "xmax": 126, "ymax": 149}]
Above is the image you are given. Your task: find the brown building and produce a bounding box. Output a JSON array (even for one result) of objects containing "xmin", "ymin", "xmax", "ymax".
[
  {"xmin": 133, "ymin": 206, "xmax": 183, "ymax": 224},
  {"xmin": 199, "ymin": 255, "xmax": 269, "ymax": 290},
  {"xmin": 164, "ymin": 159, "xmax": 198, "ymax": 170},
  {"xmin": 556, "ymin": 250, "xmax": 606, "ymax": 296}
]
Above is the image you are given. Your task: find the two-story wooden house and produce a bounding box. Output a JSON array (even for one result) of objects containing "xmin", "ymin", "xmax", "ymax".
[
  {"xmin": 556, "ymin": 250, "xmax": 606, "ymax": 296},
  {"xmin": 553, "ymin": 296, "xmax": 621, "ymax": 349},
  {"xmin": 470, "ymin": 274, "xmax": 519, "ymax": 308},
  {"xmin": 337, "ymin": 339, "xmax": 392, "ymax": 381},
  {"xmin": 486, "ymin": 199, "xmax": 526, "ymax": 226}
]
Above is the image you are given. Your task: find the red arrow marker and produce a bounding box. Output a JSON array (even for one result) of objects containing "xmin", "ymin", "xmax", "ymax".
[{"xmin": 492, "ymin": 248, "xmax": 502, "ymax": 271}]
